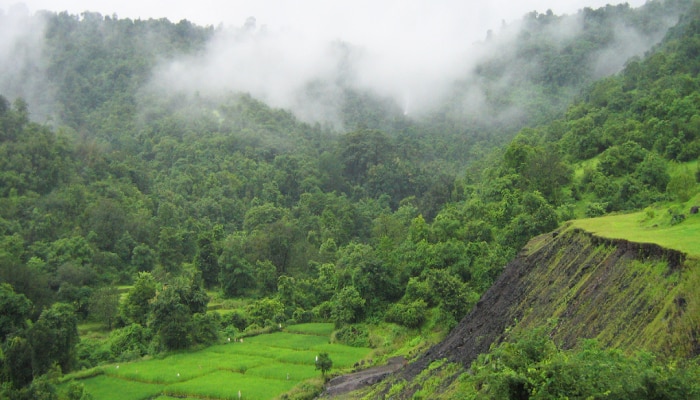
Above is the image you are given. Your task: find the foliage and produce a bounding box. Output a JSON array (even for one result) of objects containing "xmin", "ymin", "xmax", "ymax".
[
  {"xmin": 315, "ymin": 352, "xmax": 333, "ymax": 377},
  {"xmin": 385, "ymin": 300, "xmax": 428, "ymax": 328},
  {"xmin": 88, "ymin": 286, "xmax": 119, "ymax": 329},
  {"xmin": 108, "ymin": 324, "xmax": 152, "ymax": 361},
  {"xmin": 120, "ymin": 272, "xmax": 157, "ymax": 326},
  {"xmin": 1, "ymin": 2, "xmax": 700, "ymax": 394},
  {"xmin": 148, "ymin": 275, "xmax": 209, "ymax": 351},
  {"xmin": 330, "ymin": 286, "xmax": 365, "ymax": 327},
  {"xmin": 0, "ymin": 283, "xmax": 32, "ymax": 340},
  {"xmin": 460, "ymin": 331, "xmax": 700, "ymax": 400}
]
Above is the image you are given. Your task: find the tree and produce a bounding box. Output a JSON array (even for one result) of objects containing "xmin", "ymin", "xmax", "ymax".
[
  {"xmin": 667, "ymin": 168, "xmax": 697, "ymax": 202},
  {"xmin": 424, "ymin": 269, "xmax": 474, "ymax": 323},
  {"xmin": 330, "ymin": 286, "xmax": 365, "ymax": 327},
  {"xmin": 315, "ymin": 352, "xmax": 333, "ymax": 378},
  {"xmin": 635, "ymin": 152, "xmax": 670, "ymax": 192},
  {"xmin": 157, "ymin": 227, "xmax": 184, "ymax": 275},
  {"xmin": 88, "ymin": 286, "xmax": 120, "ymax": 329},
  {"xmin": 339, "ymin": 129, "xmax": 393, "ymax": 185},
  {"xmin": 2, "ymin": 335, "xmax": 34, "ymax": 389},
  {"xmin": 108, "ymin": 323, "xmax": 151, "ymax": 361},
  {"xmin": 148, "ymin": 275, "xmax": 209, "ymax": 350},
  {"xmin": 219, "ymin": 242, "xmax": 255, "ymax": 298},
  {"xmin": 121, "ymin": 272, "xmax": 157, "ymax": 325},
  {"xmin": 194, "ymin": 233, "xmax": 219, "ymax": 289},
  {"xmin": 0, "ymin": 283, "xmax": 32, "ymax": 340},
  {"xmin": 149, "ymin": 285, "xmax": 192, "ymax": 350},
  {"xmin": 29, "ymin": 302, "xmax": 80, "ymax": 376},
  {"xmin": 131, "ymin": 244, "xmax": 155, "ymax": 272}
]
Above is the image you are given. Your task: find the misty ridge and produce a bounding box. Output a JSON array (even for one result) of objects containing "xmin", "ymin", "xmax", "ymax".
[{"xmin": 0, "ymin": 1, "xmax": 688, "ymax": 133}]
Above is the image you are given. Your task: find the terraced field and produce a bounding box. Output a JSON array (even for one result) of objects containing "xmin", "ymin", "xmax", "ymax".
[{"xmin": 63, "ymin": 323, "xmax": 371, "ymax": 400}]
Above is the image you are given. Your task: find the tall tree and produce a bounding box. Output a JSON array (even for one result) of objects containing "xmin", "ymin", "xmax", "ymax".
[
  {"xmin": 29, "ymin": 302, "xmax": 79, "ymax": 375},
  {"xmin": 88, "ymin": 286, "xmax": 120, "ymax": 329}
]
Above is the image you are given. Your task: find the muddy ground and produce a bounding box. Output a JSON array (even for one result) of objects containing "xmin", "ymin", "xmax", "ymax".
[{"xmin": 319, "ymin": 356, "xmax": 406, "ymax": 397}]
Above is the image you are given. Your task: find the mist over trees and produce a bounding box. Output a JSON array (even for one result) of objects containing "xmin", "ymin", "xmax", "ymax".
[{"xmin": 1, "ymin": 0, "xmax": 700, "ymax": 397}]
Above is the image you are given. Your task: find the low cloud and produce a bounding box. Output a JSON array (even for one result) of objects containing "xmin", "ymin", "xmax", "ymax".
[
  {"xmin": 147, "ymin": 1, "xmax": 662, "ymax": 129},
  {"xmin": 0, "ymin": 4, "xmax": 52, "ymax": 120}
]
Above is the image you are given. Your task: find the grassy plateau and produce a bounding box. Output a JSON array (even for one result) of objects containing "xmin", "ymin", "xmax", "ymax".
[{"xmin": 571, "ymin": 194, "xmax": 700, "ymax": 257}]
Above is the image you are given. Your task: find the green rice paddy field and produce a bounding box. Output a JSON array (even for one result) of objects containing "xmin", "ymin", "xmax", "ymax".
[{"xmin": 62, "ymin": 323, "xmax": 371, "ymax": 400}]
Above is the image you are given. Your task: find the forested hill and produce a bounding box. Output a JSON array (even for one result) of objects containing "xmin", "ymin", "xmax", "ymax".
[{"xmin": 1, "ymin": 1, "xmax": 700, "ymax": 398}]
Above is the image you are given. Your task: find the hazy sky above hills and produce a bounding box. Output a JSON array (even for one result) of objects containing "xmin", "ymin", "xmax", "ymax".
[
  {"xmin": 0, "ymin": 0, "xmax": 652, "ymax": 125},
  {"xmin": 2, "ymin": 1, "xmax": 648, "ymax": 39}
]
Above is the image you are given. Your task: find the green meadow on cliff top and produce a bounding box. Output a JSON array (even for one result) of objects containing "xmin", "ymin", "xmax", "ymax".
[{"xmin": 572, "ymin": 194, "xmax": 700, "ymax": 258}]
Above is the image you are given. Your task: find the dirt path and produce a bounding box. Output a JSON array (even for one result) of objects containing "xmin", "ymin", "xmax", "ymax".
[{"xmin": 320, "ymin": 356, "xmax": 406, "ymax": 397}]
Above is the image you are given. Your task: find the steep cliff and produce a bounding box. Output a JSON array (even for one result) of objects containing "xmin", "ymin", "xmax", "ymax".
[{"xmin": 399, "ymin": 224, "xmax": 699, "ymax": 388}]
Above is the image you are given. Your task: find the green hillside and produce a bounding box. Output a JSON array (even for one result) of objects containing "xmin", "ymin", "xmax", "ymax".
[{"xmin": 1, "ymin": 1, "xmax": 700, "ymax": 399}]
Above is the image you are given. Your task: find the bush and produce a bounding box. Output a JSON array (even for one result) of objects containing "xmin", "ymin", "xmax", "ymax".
[
  {"xmin": 385, "ymin": 300, "xmax": 428, "ymax": 329},
  {"xmin": 292, "ymin": 308, "xmax": 314, "ymax": 323},
  {"xmin": 313, "ymin": 301, "xmax": 333, "ymax": 320},
  {"xmin": 75, "ymin": 338, "xmax": 111, "ymax": 369},
  {"xmin": 586, "ymin": 202, "xmax": 608, "ymax": 217},
  {"xmin": 667, "ymin": 169, "xmax": 696, "ymax": 202},
  {"xmin": 466, "ymin": 333, "xmax": 700, "ymax": 400},
  {"xmin": 109, "ymin": 324, "xmax": 152, "ymax": 361},
  {"xmin": 191, "ymin": 312, "xmax": 221, "ymax": 346},
  {"xmin": 333, "ymin": 325, "xmax": 370, "ymax": 347},
  {"xmin": 223, "ymin": 310, "xmax": 248, "ymax": 331}
]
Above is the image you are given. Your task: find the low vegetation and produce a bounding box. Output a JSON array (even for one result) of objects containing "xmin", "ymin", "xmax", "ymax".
[
  {"xmin": 572, "ymin": 193, "xmax": 700, "ymax": 256},
  {"xmin": 58, "ymin": 324, "xmax": 370, "ymax": 400}
]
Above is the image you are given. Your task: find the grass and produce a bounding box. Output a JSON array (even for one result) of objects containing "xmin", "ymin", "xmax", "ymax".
[
  {"xmin": 570, "ymin": 194, "xmax": 700, "ymax": 257},
  {"xmin": 164, "ymin": 371, "xmax": 297, "ymax": 400},
  {"xmin": 78, "ymin": 321, "xmax": 110, "ymax": 339},
  {"xmin": 284, "ymin": 322, "xmax": 334, "ymax": 336},
  {"xmin": 63, "ymin": 323, "xmax": 372, "ymax": 400},
  {"xmin": 77, "ymin": 375, "xmax": 165, "ymax": 400}
]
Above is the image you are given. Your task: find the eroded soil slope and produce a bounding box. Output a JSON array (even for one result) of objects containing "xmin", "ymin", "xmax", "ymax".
[{"xmin": 402, "ymin": 226, "xmax": 697, "ymax": 381}]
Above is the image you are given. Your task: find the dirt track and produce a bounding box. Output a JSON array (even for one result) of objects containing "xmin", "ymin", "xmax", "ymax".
[{"xmin": 320, "ymin": 356, "xmax": 406, "ymax": 397}]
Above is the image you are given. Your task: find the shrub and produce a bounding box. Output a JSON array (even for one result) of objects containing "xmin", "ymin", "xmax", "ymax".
[
  {"xmin": 109, "ymin": 324, "xmax": 151, "ymax": 361},
  {"xmin": 667, "ymin": 169, "xmax": 696, "ymax": 202},
  {"xmin": 223, "ymin": 310, "xmax": 248, "ymax": 331},
  {"xmin": 385, "ymin": 300, "xmax": 428, "ymax": 329},
  {"xmin": 586, "ymin": 202, "xmax": 608, "ymax": 217},
  {"xmin": 190, "ymin": 313, "xmax": 220, "ymax": 346},
  {"xmin": 333, "ymin": 325, "xmax": 370, "ymax": 347}
]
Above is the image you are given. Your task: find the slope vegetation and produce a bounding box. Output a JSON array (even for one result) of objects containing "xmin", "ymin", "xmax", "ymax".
[{"xmin": 393, "ymin": 216, "xmax": 700, "ymax": 397}]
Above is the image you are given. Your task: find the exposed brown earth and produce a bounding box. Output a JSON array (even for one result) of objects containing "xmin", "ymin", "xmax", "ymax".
[{"xmin": 319, "ymin": 356, "xmax": 406, "ymax": 397}]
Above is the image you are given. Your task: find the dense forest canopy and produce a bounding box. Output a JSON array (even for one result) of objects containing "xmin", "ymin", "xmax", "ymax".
[{"xmin": 1, "ymin": 0, "xmax": 700, "ymax": 398}]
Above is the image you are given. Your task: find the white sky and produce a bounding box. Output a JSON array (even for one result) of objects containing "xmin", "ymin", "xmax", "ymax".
[{"xmin": 1, "ymin": 1, "xmax": 648, "ymax": 37}]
